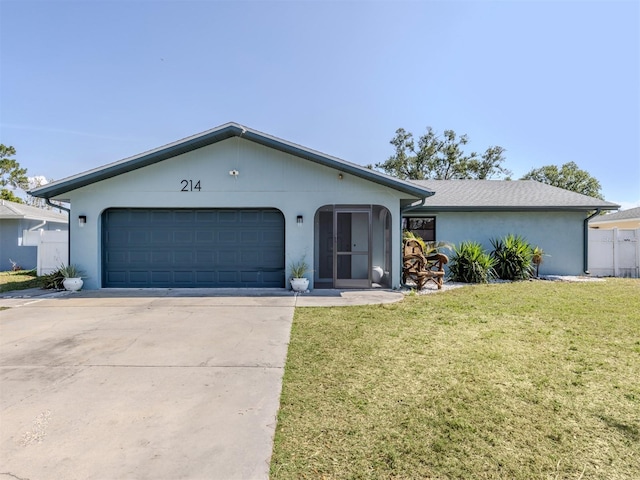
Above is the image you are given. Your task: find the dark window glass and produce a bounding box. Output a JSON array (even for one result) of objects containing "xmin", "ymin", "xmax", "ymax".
[{"xmin": 402, "ymin": 216, "xmax": 435, "ymax": 242}]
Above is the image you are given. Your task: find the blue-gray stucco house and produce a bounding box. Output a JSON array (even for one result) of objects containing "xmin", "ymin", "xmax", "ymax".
[
  {"xmin": 29, "ymin": 122, "xmax": 619, "ymax": 289},
  {"xmin": 0, "ymin": 199, "xmax": 68, "ymax": 272}
]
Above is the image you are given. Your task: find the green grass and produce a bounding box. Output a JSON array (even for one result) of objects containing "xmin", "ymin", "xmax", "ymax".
[
  {"xmin": 271, "ymin": 279, "xmax": 640, "ymax": 479},
  {"xmin": 0, "ymin": 269, "xmax": 45, "ymax": 293}
]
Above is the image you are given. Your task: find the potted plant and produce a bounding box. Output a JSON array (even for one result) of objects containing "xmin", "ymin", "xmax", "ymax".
[
  {"xmin": 532, "ymin": 246, "xmax": 548, "ymax": 278},
  {"xmin": 59, "ymin": 264, "xmax": 85, "ymax": 291},
  {"xmin": 289, "ymin": 257, "xmax": 310, "ymax": 292}
]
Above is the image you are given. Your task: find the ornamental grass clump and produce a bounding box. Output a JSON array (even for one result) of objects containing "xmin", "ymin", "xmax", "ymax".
[
  {"xmin": 491, "ymin": 234, "xmax": 535, "ymax": 280},
  {"xmin": 448, "ymin": 241, "xmax": 496, "ymax": 283}
]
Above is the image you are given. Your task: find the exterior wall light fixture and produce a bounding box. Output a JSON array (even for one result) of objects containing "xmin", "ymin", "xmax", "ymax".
[
  {"xmin": 78, "ymin": 215, "xmax": 87, "ymax": 227},
  {"xmin": 297, "ymin": 215, "xmax": 303, "ymax": 226}
]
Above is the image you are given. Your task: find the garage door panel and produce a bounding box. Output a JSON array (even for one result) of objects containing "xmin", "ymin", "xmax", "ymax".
[
  {"xmin": 102, "ymin": 208, "xmax": 284, "ymax": 287},
  {"xmin": 130, "ymin": 271, "xmax": 150, "ymax": 283},
  {"xmin": 129, "ymin": 211, "xmax": 150, "ymax": 223},
  {"xmin": 196, "ymin": 271, "xmax": 215, "ymax": 282},
  {"xmin": 218, "ymin": 271, "xmax": 238, "ymax": 283},
  {"xmin": 195, "ymin": 230, "xmax": 214, "ymax": 242},
  {"xmin": 129, "ymin": 251, "xmax": 149, "ymax": 263},
  {"xmin": 151, "ymin": 211, "xmax": 172, "ymax": 222},
  {"xmin": 151, "ymin": 271, "xmax": 171, "ymax": 283},
  {"xmin": 174, "ymin": 251, "xmax": 194, "ymax": 263},
  {"xmin": 151, "ymin": 230, "xmax": 172, "ymax": 243},
  {"xmin": 106, "ymin": 271, "xmax": 127, "ymax": 283},
  {"xmin": 218, "ymin": 211, "xmax": 238, "ymax": 223},
  {"xmin": 217, "ymin": 250, "xmax": 238, "ymax": 265}
]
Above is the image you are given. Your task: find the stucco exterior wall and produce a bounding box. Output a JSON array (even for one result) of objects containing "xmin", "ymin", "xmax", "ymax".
[
  {"xmin": 55, "ymin": 138, "xmax": 413, "ymax": 289},
  {"xmin": 428, "ymin": 210, "xmax": 588, "ymax": 276}
]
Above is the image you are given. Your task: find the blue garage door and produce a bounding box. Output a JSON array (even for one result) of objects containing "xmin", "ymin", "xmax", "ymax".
[{"xmin": 102, "ymin": 208, "xmax": 285, "ymax": 288}]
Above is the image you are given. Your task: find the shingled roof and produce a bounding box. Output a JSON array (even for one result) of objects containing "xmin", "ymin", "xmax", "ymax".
[
  {"xmin": 408, "ymin": 180, "xmax": 619, "ymax": 211},
  {"xmin": 589, "ymin": 206, "xmax": 640, "ymax": 224},
  {"xmin": 29, "ymin": 122, "xmax": 434, "ymax": 201},
  {"xmin": 0, "ymin": 199, "xmax": 68, "ymax": 222}
]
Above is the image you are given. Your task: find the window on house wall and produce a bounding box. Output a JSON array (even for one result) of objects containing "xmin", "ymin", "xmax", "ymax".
[{"xmin": 403, "ymin": 216, "xmax": 436, "ymax": 242}]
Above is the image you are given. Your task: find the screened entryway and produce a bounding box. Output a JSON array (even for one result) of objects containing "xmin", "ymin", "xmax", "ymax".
[
  {"xmin": 314, "ymin": 205, "xmax": 392, "ymax": 288},
  {"xmin": 102, "ymin": 208, "xmax": 285, "ymax": 288}
]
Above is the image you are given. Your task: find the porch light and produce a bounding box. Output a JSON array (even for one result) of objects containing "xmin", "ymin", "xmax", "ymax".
[
  {"xmin": 297, "ymin": 215, "xmax": 303, "ymax": 226},
  {"xmin": 78, "ymin": 215, "xmax": 87, "ymax": 227}
]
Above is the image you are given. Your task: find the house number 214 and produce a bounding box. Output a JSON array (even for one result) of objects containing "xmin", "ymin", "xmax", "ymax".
[{"xmin": 180, "ymin": 180, "xmax": 201, "ymax": 191}]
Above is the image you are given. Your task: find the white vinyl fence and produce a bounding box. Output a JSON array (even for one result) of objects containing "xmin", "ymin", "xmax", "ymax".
[
  {"xmin": 588, "ymin": 228, "xmax": 640, "ymax": 278},
  {"xmin": 22, "ymin": 230, "xmax": 69, "ymax": 276}
]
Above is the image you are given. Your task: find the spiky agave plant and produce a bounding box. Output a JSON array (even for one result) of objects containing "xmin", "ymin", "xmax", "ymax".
[
  {"xmin": 448, "ymin": 241, "xmax": 497, "ymax": 283},
  {"xmin": 490, "ymin": 234, "xmax": 534, "ymax": 280}
]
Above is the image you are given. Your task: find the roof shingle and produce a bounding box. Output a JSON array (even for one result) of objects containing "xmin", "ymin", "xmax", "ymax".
[
  {"xmin": 409, "ymin": 180, "xmax": 619, "ymax": 210},
  {"xmin": 0, "ymin": 199, "xmax": 68, "ymax": 222},
  {"xmin": 589, "ymin": 206, "xmax": 640, "ymax": 224}
]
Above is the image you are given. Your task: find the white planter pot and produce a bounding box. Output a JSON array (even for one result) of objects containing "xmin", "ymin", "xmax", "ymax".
[
  {"xmin": 63, "ymin": 277, "xmax": 83, "ymax": 292},
  {"xmin": 290, "ymin": 278, "xmax": 309, "ymax": 292}
]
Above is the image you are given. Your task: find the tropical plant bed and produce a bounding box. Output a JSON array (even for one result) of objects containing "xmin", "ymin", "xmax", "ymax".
[{"xmin": 271, "ymin": 278, "xmax": 640, "ymax": 479}]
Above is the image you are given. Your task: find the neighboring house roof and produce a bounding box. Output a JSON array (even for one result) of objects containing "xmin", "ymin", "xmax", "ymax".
[
  {"xmin": 407, "ymin": 180, "xmax": 620, "ymax": 211},
  {"xmin": 29, "ymin": 122, "xmax": 435, "ymax": 201},
  {"xmin": 589, "ymin": 206, "xmax": 640, "ymax": 225},
  {"xmin": 0, "ymin": 199, "xmax": 68, "ymax": 222}
]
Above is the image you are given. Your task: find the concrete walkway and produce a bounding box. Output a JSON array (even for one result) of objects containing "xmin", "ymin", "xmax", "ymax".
[{"xmin": 0, "ymin": 288, "xmax": 403, "ymax": 480}]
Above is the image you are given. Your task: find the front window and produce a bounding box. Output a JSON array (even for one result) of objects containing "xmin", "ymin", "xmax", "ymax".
[{"xmin": 403, "ymin": 216, "xmax": 435, "ymax": 242}]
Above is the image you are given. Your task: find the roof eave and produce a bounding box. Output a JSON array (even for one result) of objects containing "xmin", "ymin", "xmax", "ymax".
[{"xmin": 29, "ymin": 123, "xmax": 434, "ymax": 200}]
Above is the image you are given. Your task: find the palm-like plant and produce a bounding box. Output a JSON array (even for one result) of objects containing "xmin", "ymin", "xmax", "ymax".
[
  {"xmin": 490, "ymin": 234, "xmax": 534, "ymax": 280},
  {"xmin": 403, "ymin": 230, "xmax": 453, "ymax": 256},
  {"xmin": 448, "ymin": 241, "xmax": 497, "ymax": 283}
]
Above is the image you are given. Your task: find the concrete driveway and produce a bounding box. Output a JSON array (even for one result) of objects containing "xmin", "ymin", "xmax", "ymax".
[{"xmin": 0, "ymin": 290, "xmax": 297, "ymax": 480}]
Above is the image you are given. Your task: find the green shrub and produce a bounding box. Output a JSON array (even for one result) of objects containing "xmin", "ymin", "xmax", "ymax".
[
  {"xmin": 491, "ymin": 234, "xmax": 534, "ymax": 280},
  {"xmin": 41, "ymin": 268, "xmax": 65, "ymax": 290},
  {"xmin": 448, "ymin": 241, "xmax": 497, "ymax": 283}
]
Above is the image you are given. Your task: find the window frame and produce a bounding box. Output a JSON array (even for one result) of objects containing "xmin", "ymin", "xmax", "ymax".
[{"xmin": 402, "ymin": 216, "xmax": 436, "ymax": 242}]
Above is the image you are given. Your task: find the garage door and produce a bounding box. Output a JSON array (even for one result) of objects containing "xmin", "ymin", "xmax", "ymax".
[{"xmin": 102, "ymin": 208, "xmax": 285, "ymax": 288}]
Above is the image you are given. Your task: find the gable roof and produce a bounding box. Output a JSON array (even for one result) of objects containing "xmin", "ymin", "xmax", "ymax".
[
  {"xmin": 589, "ymin": 206, "xmax": 640, "ymax": 224},
  {"xmin": 408, "ymin": 180, "xmax": 619, "ymax": 211},
  {"xmin": 0, "ymin": 199, "xmax": 68, "ymax": 222},
  {"xmin": 29, "ymin": 122, "xmax": 434, "ymax": 201}
]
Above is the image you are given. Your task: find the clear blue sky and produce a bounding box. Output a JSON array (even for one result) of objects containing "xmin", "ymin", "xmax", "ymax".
[{"xmin": 1, "ymin": 0, "xmax": 639, "ymax": 208}]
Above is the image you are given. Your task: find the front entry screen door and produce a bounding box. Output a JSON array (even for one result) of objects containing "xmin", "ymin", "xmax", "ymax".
[{"xmin": 334, "ymin": 209, "xmax": 371, "ymax": 288}]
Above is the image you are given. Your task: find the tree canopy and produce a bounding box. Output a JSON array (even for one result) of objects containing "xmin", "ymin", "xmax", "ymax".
[
  {"xmin": 520, "ymin": 161, "xmax": 604, "ymax": 199},
  {"xmin": 372, "ymin": 127, "xmax": 511, "ymax": 180},
  {"xmin": 0, "ymin": 144, "xmax": 28, "ymax": 203}
]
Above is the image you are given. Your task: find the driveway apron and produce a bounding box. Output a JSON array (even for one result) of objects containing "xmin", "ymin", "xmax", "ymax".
[{"xmin": 0, "ymin": 291, "xmax": 295, "ymax": 480}]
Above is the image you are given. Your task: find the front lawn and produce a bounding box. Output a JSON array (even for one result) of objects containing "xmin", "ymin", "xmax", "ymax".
[
  {"xmin": 271, "ymin": 279, "xmax": 640, "ymax": 479},
  {"xmin": 0, "ymin": 270, "xmax": 45, "ymax": 293}
]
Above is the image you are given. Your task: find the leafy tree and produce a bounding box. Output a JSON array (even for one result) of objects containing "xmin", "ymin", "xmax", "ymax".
[
  {"xmin": 372, "ymin": 127, "xmax": 511, "ymax": 180},
  {"xmin": 0, "ymin": 145, "xmax": 28, "ymax": 202},
  {"xmin": 520, "ymin": 161, "xmax": 603, "ymax": 199},
  {"xmin": 0, "ymin": 188, "xmax": 24, "ymax": 203},
  {"xmin": 25, "ymin": 176, "xmax": 52, "ymax": 208}
]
